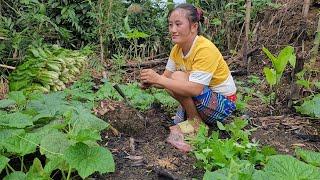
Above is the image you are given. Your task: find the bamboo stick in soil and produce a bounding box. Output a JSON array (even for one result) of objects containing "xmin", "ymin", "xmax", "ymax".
[{"xmin": 243, "ymin": 0, "xmax": 251, "ymax": 72}]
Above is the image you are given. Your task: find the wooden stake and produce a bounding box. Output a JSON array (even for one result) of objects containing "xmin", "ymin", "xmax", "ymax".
[
  {"xmin": 302, "ymin": 0, "xmax": 310, "ymax": 18},
  {"xmin": 243, "ymin": 0, "xmax": 251, "ymax": 69}
]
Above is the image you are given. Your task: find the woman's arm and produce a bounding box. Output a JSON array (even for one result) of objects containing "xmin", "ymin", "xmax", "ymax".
[{"xmin": 141, "ymin": 69, "xmax": 203, "ymax": 97}]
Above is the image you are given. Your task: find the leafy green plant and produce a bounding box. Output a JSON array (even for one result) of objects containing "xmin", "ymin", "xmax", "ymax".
[
  {"xmin": 9, "ymin": 44, "xmax": 89, "ymax": 94},
  {"xmin": 203, "ymin": 159, "xmax": 255, "ymax": 180},
  {"xmin": 253, "ymin": 155, "xmax": 320, "ymax": 179},
  {"xmin": 152, "ymin": 89, "xmax": 178, "ymax": 113},
  {"xmin": 191, "ymin": 119, "xmax": 275, "ymax": 171},
  {"xmin": 262, "ymin": 46, "xmax": 296, "ymax": 102},
  {"xmin": 0, "ymin": 91, "xmax": 115, "ymax": 179},
  {"xmin": 294, "ymin": 94, "xmax": 320, "ymax": 118}
]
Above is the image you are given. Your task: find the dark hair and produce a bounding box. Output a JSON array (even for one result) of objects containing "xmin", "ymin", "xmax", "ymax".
[{"xmin": 168, "ymin": 3, "xmax": 204, "ymax": 34}]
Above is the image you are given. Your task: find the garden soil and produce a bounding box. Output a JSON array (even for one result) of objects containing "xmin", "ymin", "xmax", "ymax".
[{"xmin": 93, "ymin": 1, "xmax": 320, "ymax": 179}]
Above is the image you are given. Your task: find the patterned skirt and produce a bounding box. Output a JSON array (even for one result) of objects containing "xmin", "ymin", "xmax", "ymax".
[{"xmin": 174, "ymin": 86, "xmax": 236, "ymax": 125}]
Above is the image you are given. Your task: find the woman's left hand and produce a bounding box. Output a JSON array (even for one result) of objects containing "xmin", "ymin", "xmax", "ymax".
[{"xmin": 140, "ymin": 69, "xmax": 161, "ymax": 85}]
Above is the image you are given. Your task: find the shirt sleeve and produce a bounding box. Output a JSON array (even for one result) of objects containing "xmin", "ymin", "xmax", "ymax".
[{"xmin": 165, "ymin": 58, "xmax": 176, "ymax": 72}]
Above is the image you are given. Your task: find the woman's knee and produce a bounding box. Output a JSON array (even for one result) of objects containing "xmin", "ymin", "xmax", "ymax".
[{"xmin": 171, "ymin": 71, "xmax": 189, "ymax": 81}]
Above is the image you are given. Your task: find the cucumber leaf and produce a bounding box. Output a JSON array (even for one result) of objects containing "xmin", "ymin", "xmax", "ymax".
[
  {"xmin": 295, "ymin": 94, "xmax": 320, "ymax": 118},
  {"xmin": 0, "ymin": 112, "xmax": 33, "ymax": 128},
  {"xmin": 26, "ymin": 158, "xmax": 51, "ymax": 180},
  {"xmin": 253, "ymin": 155, "xmax": 320, "ymax": 180},
  {"xmin": 295, "ymin": 148, "xmax": 320, "ymax": 167},
  {"xmin": 3, "ymin": 171, "xmax": 26, "ymax": 180},
  {"xmin": 64, "ymin": 143, "xmax": 115, "ymax": 178},
  {"xmin": 0, "ymin": 155, "xmax": 9, "ymax": 172},
  {"xmin": 40, "ymin": 130, "xmax": 70, "ymax": 159}
]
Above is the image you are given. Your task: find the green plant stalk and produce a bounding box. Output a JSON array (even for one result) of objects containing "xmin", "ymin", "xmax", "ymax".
[
  {"xmin": 7, "ymin": 163, "xmax": 15, "ymax": 172},
  {"xmin": 18, "ymin": 156, "xmax": 24, "ymax": 172},
  {"xmin": 66, "ymin": 166, "xmax": 72, "ymax": 180}
]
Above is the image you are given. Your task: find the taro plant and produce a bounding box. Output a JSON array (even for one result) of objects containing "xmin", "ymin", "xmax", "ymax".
[{"xmin": 262, "ymin": 45, "xmax": 296, "ymax": 103}]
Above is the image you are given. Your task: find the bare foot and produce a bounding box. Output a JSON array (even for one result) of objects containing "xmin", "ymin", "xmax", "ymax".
[{"xmin": 166, "ymin": 125, "xmax": 192, "ymax": 153}]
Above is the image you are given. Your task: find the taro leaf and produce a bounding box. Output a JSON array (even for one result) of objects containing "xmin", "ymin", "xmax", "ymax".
[
  {"xmin": 262, "ymin": 47, "xmax": 277, "ymax": 68},
  {"xmin": 0, "ymin": 112, "xmax": 33, "ymax": 128},
  {"xmin": 2, "ymin": 132, "xmax": 40, "ymax": 156},
  {"xmin": 295, "ymin": 95, "xmax": 320, "ymax": 118},
  {"xmin": 0, "ymin": 155, "xmax": 9, "ymax": 172},
  {"xmin": 263, "ymin": 67, "xmax": 276, "ymax": 86},
  {"xmin": 0, "ymin": 99, "xmax": 16, "ymax": 108},
  {"xmin": 26, "ymin": 158, "xmax": 51, "ymax": 180},
  {"xmin": 70, "ymin": 103, "xmax": 108, "ymax": 133},
  {"xmin": 295, "ymin": 148, "xmax": 320, "ymax": 167},
  {"xmin": 276, "ymin": 46, "xmax": 295, "ymax": 74},
  {"xmin": 203, "ymin": 160, "xmax": 255, "ymax": 180},
  {"xmin": 40, "ymin": 130, "xmax": 70, "ymax": 159},
  {"xmin": 252, "ymin": 155, "xmax": 320, "ymax": 180},
  {"xmin": 3, "ymin": 171, "xmax": 26, "ymax": 180},
  {"xmin": 27, "ymin": 92, "xmax": 70, "ymax": 120},
  {"xmin": 64, "ymin": 143, "xmax": 115, "ymax": 179},
  {"xmin": 68, "ymin": 129, "xmax": 101, "ymax": 142},
  {"xmin": 8, "ymin": 91, "xmax": 26, "ymax": 107}
]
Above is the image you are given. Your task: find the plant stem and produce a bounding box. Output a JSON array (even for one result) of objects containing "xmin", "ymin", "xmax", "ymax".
[
  {"xmin": 66, "ymin": 166, "xmax": 72, "ymax": 180},
  {"xmin": 61, "ymin": 170, "xmax": 67, "ymax": 180},
  {"xmin": 7, "ymin": 163, "xmax": 15, "ymax": 172},
  {"xmin": 20, "ymin": 156, "xmax": 24, "ymax": 172}
]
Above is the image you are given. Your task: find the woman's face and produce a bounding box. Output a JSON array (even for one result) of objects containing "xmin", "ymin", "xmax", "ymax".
[{"xmin": 168, "ymin": 9, "xmax": 197, "ymax": 45}]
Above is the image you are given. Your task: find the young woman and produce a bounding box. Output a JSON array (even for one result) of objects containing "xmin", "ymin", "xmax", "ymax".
[{"xmin": 140, "ymin": 3, "xmax": 236, "ymax": 152}]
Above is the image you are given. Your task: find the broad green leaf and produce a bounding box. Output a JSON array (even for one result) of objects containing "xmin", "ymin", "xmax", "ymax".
[
  {"xmin": 64, "ymin": 143, "xmax": 115, "ymax": 178},
  {"xmin": 68, "ymin": 129, "xmax": 101, "ymax": 142},
  {"xmin": 295, "ymin": 148, "xmax": 320, "ymax": 167},
  {"xmin": 40, "ymin": 130, "xmax": 70, "ymax": 159},
  {"xmin": 275, "ymin": 46, "xmax": 294, "ymax": 74},
  {"xmin": 70, "ymin": 104, "xmax": 108, "ymax": 133},
  {"xmin": 27, "ymin": 92, "xmax": 70, "ymax": 119},
  {"xmin": 26, "ymin": 158, "xmax": 51, "ymax": 180},
  {"xmin": 0, "ymin": 99, "xmax": 16, "ymax": 108},
  {"xmin": 262, "ymin": 47, "xmax": 277, "ymax": 67},
  {"xmin": 3, "ymin": 171, "xmax": 26, "ymax": 180},
  {"xmin": 295, "ymin": 94, "xmax": 320, "ymax": 118},
  {"xmin": 8, "ymin": 91, "xmax": 26, "ymax": 107},
  {"xmin": 263, "ymin": 67, "xmax": 276, "ymax": 86},
  {"xmin": 2, "ymin": 132, "xmax": 40, "ymax": 156},
  {"xmin": 0, "ymin": 155, "xmax": 9, "ymax": 172},
  {"xmin": 253, "ymin": 155, "xmax": 320, "ymax": 180},
  {"xmin": 296, "ymin": 79, "xmax": 310, "ymax": 89},
  {"xmin": 44, "ymin": 156, "xmax": 68, "ymax": 175},
  {"xmin": 0, "ymin": 128, "xmax": 25, "ymax": 144},
  {"xmin": 288, "ymin": 53, "xmax": 296, "ymax": 68},
  {"xmin": 217, "ymin": 121, "xmax": 226, "ymax": 130},
  {"xmin": 0, "ymin": 112, "xmax": 33, "ymax": 128}
]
